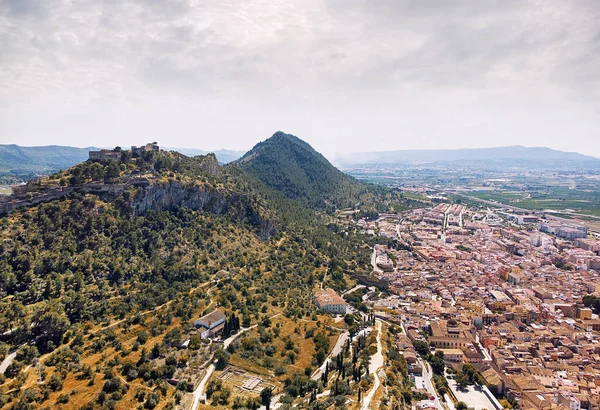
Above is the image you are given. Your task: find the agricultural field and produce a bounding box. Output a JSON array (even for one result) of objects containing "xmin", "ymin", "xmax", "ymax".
[{"xmin": 469, "ymin": 187, "xmax": 600, "ymax": 216}]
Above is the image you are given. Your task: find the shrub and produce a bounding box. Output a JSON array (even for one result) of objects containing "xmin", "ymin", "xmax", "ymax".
[
  {"xmin": 56, "ymin": 393, "xmax": 70, "ymax": 404},
  {"xmin": 48, "ymin": 374, "xmax": 64, "ymax": 391}
]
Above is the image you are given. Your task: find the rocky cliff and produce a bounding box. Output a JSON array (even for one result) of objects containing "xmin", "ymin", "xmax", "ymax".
[{"xmin": 133, "ymin": 179, "xmax": 276, "ymax": 240}]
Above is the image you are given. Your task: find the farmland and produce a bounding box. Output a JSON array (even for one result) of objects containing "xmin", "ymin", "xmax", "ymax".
[{"xmin": 469, "ymin": 186, "xmax": 600, "ymax": 216}]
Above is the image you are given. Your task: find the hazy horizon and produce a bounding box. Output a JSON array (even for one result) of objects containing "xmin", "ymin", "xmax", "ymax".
[
  {"xmin": 2, "ymin": 139, "xmax": 598, "ymax": 161},
  {"xmin": 1, "ymin": 1, "xmax": 599, "ymax": 156}
]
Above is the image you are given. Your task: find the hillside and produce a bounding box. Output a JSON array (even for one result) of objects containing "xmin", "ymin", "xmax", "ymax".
[
  {"xmin": 235, "ymin": 131, "xmax": 371, "ymax": 210},
  {"xmin": 333, "ymin": 146, "xmax": 600, "ymax": 170},
  {"xmin": 165, "ymin": 148, "xmax": 244, "ymax": 164},
  {"xmin": 0, "ymin": 144, "xmax": 388, "ymax": 410},
  {"xmin": 0, "ymin": 145, "xmax": 244, "ymax": 176},
  {"xmin": 0, "ymin": 144, "xmax": 97, "ymax": 174}
]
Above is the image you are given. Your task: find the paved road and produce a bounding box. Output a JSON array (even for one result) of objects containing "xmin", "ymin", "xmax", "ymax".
[
  {"xmin": 312, "ymin": 330, "xmax": 349, "ymax": 381},
  {"xmin": 413, "ymin": 375, "xmax": 425, "ymax": 390},
  {"xmin": 454, "ymin": 192, "xmax": 600, "ymax": 229},
  {"xmin": 420, "ymin": 359, "xmax": 444, "ymax": 410},
  {"xmin": 361, "ymin": 319, "xmax": 383, "ymax": 410},
  {"xmin": 474, "ymin": 333, "xmax": 492, "ymax": 362}
]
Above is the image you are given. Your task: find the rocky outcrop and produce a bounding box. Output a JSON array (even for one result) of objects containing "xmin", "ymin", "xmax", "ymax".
[
  {"xmin": 1, "ymin": 177, "xmax": 276, "ymax": 240},
  {"xmin": 0, "ymin": 181, "xmax": 140, "ymax": 215},
  {"xmin": 134, "ymin": 180, "xmax": 226, "ymax": 215},
  {"xmin": 133, "ymin": 180, "xmax": 276, "ymax": 239},
  {"xmin": 198, "ymin": 153, "xmax": 220, "ymax": 177}
]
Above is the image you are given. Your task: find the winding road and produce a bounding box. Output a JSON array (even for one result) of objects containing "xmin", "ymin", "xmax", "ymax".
[
  {"xmin": 361, "ymin": 319, "xmax": 383, "ymax": 410},
  {"xmin": 311, "ymin": 330, "xmax": 349, "ymax": 381}
]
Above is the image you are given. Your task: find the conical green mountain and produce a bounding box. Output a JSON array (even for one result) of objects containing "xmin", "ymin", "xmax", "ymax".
[{"xmin": 235, "ymin": 131, "xmax": 369, "ymax": 210}]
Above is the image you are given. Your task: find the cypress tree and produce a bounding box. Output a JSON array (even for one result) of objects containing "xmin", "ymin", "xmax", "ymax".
[{"xmin": 224, "ymin": 318, "xmax": 230, "ymax": 336}]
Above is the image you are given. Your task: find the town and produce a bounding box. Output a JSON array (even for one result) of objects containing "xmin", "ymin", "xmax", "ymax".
[{"xmin": 353, "ymin": 202, "xmax": 600, "ymax": 410}]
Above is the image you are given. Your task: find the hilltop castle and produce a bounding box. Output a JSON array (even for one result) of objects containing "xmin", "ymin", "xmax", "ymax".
[{"xmin": 88, "ymin": 142, "xmax": 159, "ymax": 161}]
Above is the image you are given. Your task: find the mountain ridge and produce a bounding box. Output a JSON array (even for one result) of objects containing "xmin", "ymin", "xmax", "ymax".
[
  {"xmin": 0, "ymin": 144, "xmax": 98, "ymax": 173},
  {"xmin": 0, "ymin": 144, "xmax": 244, "ymax": 175},
  {"xmin": 4, "ymin": 142, "xmax": 596, "ymax": 175},
  {"xmin": 234, "ymin": 131, "xmax": 370, "ymax": 210},
  {"xmin": 332, "ymin": 145, "xmax": 599, "ymax": 167}
]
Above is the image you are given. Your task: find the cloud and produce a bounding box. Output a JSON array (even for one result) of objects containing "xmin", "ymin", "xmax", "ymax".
[{"xmin": 0, "ymin": 0, "xmax": 599, "ymax": 155}]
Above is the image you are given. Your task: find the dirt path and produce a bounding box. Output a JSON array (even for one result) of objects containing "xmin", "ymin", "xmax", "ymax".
[
  {"xmin": 15, "ymin": 280, "xmax": 216, "ymax": 383},
  {"xmin": 0, "ymin": 352, "xmax": 16, "ymax": 374},
  {"xmin": 93, "ymin": 281, "xmax": 214, "ymax": 335},
  {"xmin": 342, "ymin": 284, "xmax": 365, "ymax": 296}
]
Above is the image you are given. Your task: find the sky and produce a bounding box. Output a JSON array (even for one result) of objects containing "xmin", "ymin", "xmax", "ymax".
[{"xmin": 0, "ymin": 0, "xmax": 599, "ymax": 157}]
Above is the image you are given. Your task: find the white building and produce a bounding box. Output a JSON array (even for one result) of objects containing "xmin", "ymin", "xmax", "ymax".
[{"xmin": 315, "ymin": 288, "xmax": 348, "ymax": 314}]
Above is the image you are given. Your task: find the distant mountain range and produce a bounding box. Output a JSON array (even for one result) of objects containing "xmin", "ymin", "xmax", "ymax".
[
  {"xmin": 2, "ymin": 143, "xmax": 598, "ymax": 177},
  {"xmin": 332, "ymin": 146, "xmax": 600, "ymax": 170},
  {"xmin": 0, "ymin": 144, "xmax": 244, "ymax": 175},
  {"xmin": 0, "ymin": 144, "xmax": 97, "ymax": 174}
]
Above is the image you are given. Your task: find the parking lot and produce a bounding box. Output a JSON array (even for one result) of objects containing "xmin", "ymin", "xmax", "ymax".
[
  {"xmin": 413, "ymin": 375, "xmax": 425, "ymax": 390},
  {"xmin": 447, "ymin": 379, "xmax": 499, "ymax": 410}
]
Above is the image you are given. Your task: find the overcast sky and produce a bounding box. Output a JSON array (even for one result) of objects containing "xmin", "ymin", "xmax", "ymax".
[{"xmin": 0, "ymin": 0, "xmax": 599, "ymax": 156}]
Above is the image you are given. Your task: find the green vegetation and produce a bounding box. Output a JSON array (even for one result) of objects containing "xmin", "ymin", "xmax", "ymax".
[
  {"xmin": 412, "ymin": 340, "xmax": 430, "ymax": 357},
  {"xmin": 0, "ymin": 141, "xmax": 400, "ymax": 409},
  {"xmin": 470, "ymin": 186, "xmax": 600, "ymax": 217},
  {"xmin": 455, "ymin": 244, "xmax": 472, "ymax": 252},
  {"xmin": 237, "ymin": 131, "xmax": 388, "ymax": 211},
  {"xmin": 583, "ymin": 295, "xmax": 600, "ymax": 314},
  {"xmin": 429, "ymin": 351, "xmax": 445, "ymax": 375},
  {"xmin": 456, "ymin": 363, "xmax": 485, "ymax": 388}
]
